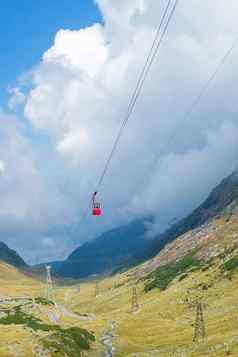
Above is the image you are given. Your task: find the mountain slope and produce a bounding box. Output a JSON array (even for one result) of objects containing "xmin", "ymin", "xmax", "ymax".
[
  {"xmin": 54, "ymin": 171, "xmax": 238, "ymax": 279},
  {"xmin": 147, "ymin": 171, "xmax": 238, "ymax": 257},
  {"xmin": 53, "ymin": 219, "xmax": 150, "ymax": 279},
  {"xmin": 0, "ymin": 241, "xmax": 27, "ymax": 268},
  {"xmin": 0, "ymin": 260, "xmax": 98, "ymax": 356},
  {"xmin": 70, "ymin": 209, "xmax": 238, "ymax": 356},
  {"xmin": 2, "ymin": 206, "xmax": 238, "ymax": 356}
]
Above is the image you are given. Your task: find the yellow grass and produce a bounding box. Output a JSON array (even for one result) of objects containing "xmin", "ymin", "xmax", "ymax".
[{"xmin": 1, "ymin": 239, "xmax": 238, "ymax": 356}]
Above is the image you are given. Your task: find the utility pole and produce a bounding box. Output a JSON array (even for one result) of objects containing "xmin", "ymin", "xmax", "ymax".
[
  {"xmin": 131, "ymin": 286, "xmax": 139, "ymax": 312},
  {"xmin": 45, "ymin": 265, "xmax": 53, "ymax": 301},
  {"xmin": 193, "ymin": 298, "xmax": 206, "ymax": 343}
]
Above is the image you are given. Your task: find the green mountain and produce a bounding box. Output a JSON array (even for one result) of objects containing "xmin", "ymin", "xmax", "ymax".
[
  {"xmin": 0, "ymin": 242, "xmax": 27, "ymax": 268},
  {"xmin": 52, "ymin": 219, "xmax": 150, "ymax": 278}
]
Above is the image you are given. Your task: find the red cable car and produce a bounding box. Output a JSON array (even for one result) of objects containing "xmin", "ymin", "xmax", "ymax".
[{"xmin": 92, "ymin": 191, "xmax": 102, "ymax": 216}]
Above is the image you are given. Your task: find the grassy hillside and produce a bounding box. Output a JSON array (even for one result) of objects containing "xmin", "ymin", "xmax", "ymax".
[
  {"xmin": 0, "ymin": 261, "xmax": 41, "ymax": 296},
  {"xmin": 0, "ymin": 262, "xmax": 98, "ymax": 357},
  {"xmin": 62, "ymin": 267, "xmax": 238, "ymax": 356},
  {"xmin": 59, "ymin": 211, "xmax": 238, "ymax": 356},
  {"xmin": 2, "ymin": 206, "xmax": 238, "ymax": 355}
]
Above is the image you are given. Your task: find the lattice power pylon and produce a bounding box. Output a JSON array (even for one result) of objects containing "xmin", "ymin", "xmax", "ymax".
[
  {"xmin": 193, "ymin": 298, "xmax": 206, "ymax": 343},
  {"xmin": 45, "ymin": 265, "xmax": 53, "ymax": 301},
  {"xmin": 131, "ymin": 286, "xmax": 139, "ymax": 312},
  {"xmin": 95, "ymin": 282, "xmax": 99, "ymax": 297}
]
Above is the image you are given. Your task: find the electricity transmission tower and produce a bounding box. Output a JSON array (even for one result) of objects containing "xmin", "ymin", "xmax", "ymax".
[
  {"xmin": 193, "ymin": 298, "xmax": 206, "ymax": 342},
  {"xmin": 45, "ymin": 265, "xmax": 53, "ymax": 301},
  {"xmin": 131, "ymin": 286, "xmax": 139, "ymax": 312},
  {"xmin": 95, "ymin": 282, "xmax": 99, "ymax": 297}
]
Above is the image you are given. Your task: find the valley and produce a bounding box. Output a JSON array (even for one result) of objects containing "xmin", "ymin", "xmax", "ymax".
[
  {"xmin": 1, "ymin": 174, "xmax": 238, "ymax": 356},
  {"xmin": 2, "ymin": 212, "xmax": 238, "ymax": 356},
  {"xmin": 1, "ymin": 0, "xmax": 238, "ymax": 355}
]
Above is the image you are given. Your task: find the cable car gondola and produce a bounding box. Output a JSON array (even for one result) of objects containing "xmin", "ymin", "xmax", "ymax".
[{"xmin": 92, "ymin": 191, "xmax": 102, "ymax": 216}]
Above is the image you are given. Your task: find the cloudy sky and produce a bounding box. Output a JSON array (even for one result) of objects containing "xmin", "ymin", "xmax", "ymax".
[{"xmin": 1, "ymin": 0, "xmax": 238, "ymax": 264}]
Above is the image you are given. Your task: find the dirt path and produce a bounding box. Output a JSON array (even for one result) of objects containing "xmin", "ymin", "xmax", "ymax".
[{"xmin": 54, "ymin": 303, "xmax": 96, "ymax": 321}]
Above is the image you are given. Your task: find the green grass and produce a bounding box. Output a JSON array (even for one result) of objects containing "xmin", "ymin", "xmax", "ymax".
[
  {"xmin": 144, "ymin": 254, "xmax": 202, "ymax": 292},
  {"xmin": 42, "ymin": 327, "xmax": 95, "ymax": 357},
  {"xmin": 35, "ymin": 296, "xmax": 54, "ymax": 306},
  {"xmin": 0, "ymin": 305, "xmax": 58, "ymax": 331},
  {"xmin": 0, "ymin": 304, "xmax": 95, "ymax": 356},
  {"xmin": 221, "ymin": 255, "xmax": 238, "ymax": 272}
]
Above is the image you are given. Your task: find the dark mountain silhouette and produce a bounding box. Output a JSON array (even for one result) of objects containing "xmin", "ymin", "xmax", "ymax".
[
  {"xmin": 52, "ymin": 219, "xmax": 151, "ymax": 278},
  {"xmin": 0, "ymin": 242, "xmax": 27, "ymax": 268}
]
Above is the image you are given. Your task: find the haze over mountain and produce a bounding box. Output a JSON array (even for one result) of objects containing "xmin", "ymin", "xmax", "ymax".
[
  {"xmin": 52, "ymin": 219, "xmax": 150, "ymax": 278},
  {"xmin": 148, "ymin": 170, "xmax": 238, "ymax": 256},
  {"xmin": 51, "ymin": 170, "xmax": 238, "ymax": 279}
]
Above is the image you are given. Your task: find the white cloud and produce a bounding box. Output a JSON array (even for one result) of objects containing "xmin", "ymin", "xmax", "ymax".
[
  {"xmin": 1, "ymin": 0, "xmax": 238, "ymax": 262},
  {"xmin": 0, "ymin": 160, "xmax": 5, "ymax": 174},
  {"xmin": 0, "ymin": 113, "xmax": 78, "ymax": 261},
  {"xmin": 8, "ymin": 87, "xmax": 26, "ymax": 110},
  {"xmin": 96, "ymin": 0, "xmax": 147, "ymax": 29},
  {"xmin": 43, "ymin": 24, "xmax": 108, "ymax": 77}
]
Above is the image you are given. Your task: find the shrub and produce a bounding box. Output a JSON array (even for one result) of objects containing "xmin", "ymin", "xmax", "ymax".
[
  {"xmin": 221, "ymin": 255, "xmax": 238, "ymax": 272},
  {"xmin": 144, "ymin": 254, "xmax": 202, "ymax": 292}
]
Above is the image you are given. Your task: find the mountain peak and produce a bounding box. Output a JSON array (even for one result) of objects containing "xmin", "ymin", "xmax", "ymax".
[{"xmin": 0, "ymin": 241, "xmax": 27, "ymax": 268}]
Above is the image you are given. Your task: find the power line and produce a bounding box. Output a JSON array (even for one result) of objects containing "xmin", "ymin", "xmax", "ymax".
[
  {"xmin": 65, "ymin": 5, "xmax": 238, "ymax": 233},
  {"xmin": 95, "ymin": 0, "xmax": 179, "ymax": 193},
  {"xmin": 126, "ymin": 0, "xmax": 173, "ymax": 117},
  {"xmin": 94, "ymin": 15, "xmax": 238, "ymax": 207},
  {"xmin": 148, "ymin": 34, "xmax": 238, "ymax": 174},
  {"xmin": 70, "ymin": 0, "xmax": 179, "ymax": 226},
  {"xmin": 125, "ymin": 0, "xmax": 179, "ymax": 122},
  {"xmin": 181, "ymin": 35, "xmax": 238, "ymax": 124}
]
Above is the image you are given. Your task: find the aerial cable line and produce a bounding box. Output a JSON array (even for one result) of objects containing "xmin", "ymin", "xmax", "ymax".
[
  {"xmin": 61, "ymin": 8, "xmax": 238, "ymax": 241},
  {"xmin": 92, "ymin": 6, "xmax": 238, "ymax": 222},
  {"xmin": 78, "ymin": 1, "xmax": 179, "ymax": 226},
  {"xmin": 180, "ymin": 35, "xmax": 238, "ymax": 125},
  {"xmin": 125, "ymin": 0, "xmax": 173, "ymax": 117},
  {"xmin": 95, "ymin": 0, "xmax": 179, "ymax": 193},
  {"xmin": 125, "ymin": 0, "xmax": 179, "ymax": 121},
  {"xmin": 73, "ymin": 0, "xmax": 179, "ymax": 223},
  {"xmin": 68, "ymin": 26, "xmax": 238, "ymax": 230},
  {"xmin": 153, "ymin": 34, "xmax": 238, "ymax": 170}
]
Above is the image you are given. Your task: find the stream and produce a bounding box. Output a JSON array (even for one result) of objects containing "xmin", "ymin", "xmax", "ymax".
[{"xmin": 101, "ymin": 320, "xmax": 117, "ymax": 357}]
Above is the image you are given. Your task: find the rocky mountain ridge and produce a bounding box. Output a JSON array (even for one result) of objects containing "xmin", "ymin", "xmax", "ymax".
[{"xmin": 138, "ymin": 199, "xmax": 238, "ymax": 279}]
